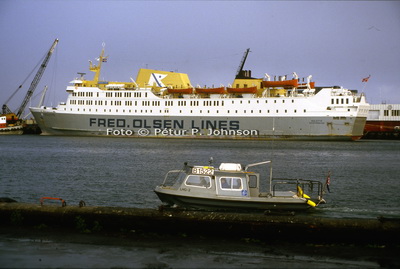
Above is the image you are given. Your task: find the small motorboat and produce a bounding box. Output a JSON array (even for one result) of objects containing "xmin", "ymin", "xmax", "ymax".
[{"xmin": 154, "ymin": 159, "xmax": 327, "ymax": 212}]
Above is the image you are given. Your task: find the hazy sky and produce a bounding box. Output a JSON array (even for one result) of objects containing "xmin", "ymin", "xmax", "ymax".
[{"xmin": 1, "ymin": 0, "xmax": 399, "ymax": 114}]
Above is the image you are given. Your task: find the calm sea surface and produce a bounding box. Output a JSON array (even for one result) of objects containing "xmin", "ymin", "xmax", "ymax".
[{"xmin": 1, "ymin": 135, "xmax": 399, "ymax": 219}]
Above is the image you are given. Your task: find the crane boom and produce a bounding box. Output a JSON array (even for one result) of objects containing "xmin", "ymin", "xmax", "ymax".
[
  {"xmin": 14, "ymin": 38, "xmax": 58, "ymax": 118},
  {"xmin": 235, "ymin": 48, "xmax": 250, "ymax": 79}
]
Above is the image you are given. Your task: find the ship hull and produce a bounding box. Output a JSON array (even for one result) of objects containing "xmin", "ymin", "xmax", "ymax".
[{"xmin": 31, "ymin": 109, "xmax": 366, "ymax": 141}]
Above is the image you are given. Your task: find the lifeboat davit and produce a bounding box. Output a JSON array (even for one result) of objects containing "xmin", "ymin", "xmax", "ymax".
[
  {"xmin": 262, "ymin": 79, "xmax": 298, "ymax": 88},
  {"xmin": 167, "ymin": 88, "xmax": 194, "ymax": 94},
  {"xmin": 195, "ymin": 87, "xmax": 226, "ymax": 94},
  {"xmin": 226, "ymin": 86, "xmax": 257, "ymax": 94}
]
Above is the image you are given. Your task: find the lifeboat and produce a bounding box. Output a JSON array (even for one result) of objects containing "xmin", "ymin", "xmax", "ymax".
[
  {"xmin": 262, "ymin": 79, "xmax": 298, "ymax": 88},
  {"xmin": 226, "ymin": 86, "xmax": 257, "ymax": 94},
  {"xmin": 195, "ymin": 87, "xmax": 226, "ymax": 94},
  {"xmin": 298, "ymin": 82, "xmax": 315, "ymax": 89},
  {"xmin": 167, "ymin": 88, "xmax": 194, "ymax": 94}
]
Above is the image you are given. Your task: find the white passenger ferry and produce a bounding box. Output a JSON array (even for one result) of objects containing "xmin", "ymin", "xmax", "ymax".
[{"xmin": 30, "ymin": 47, "xmax": 370, "ymax": 140}]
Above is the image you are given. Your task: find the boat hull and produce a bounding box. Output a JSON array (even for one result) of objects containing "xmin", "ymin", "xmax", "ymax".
[
  {"xmin": 154, "ymin": 190, "xmax": 311, "ymax": 211},
  {"xmin": 30, "ymin": 108, "xmax": 366, "ymax": 141},
  {"xmin": 0, "ymin": 126, "xmax": 24, "ymax": 135}
]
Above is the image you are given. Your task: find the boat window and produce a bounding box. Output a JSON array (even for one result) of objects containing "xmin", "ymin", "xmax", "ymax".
[
  {"xmin": 220, "ymin": 177, "xmax": 243, "ymax": 190},
  {"xmin": 185, "ymin": 175, "xmax": 211, "ymax": 188}
]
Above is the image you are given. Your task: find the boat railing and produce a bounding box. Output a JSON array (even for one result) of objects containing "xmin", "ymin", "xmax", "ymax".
[{"xmin": 271, "ymin": 178, "xmax": 324, "ymax": 198}]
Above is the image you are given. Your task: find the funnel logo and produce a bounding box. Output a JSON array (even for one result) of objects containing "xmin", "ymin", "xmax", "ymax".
[{"xmin": 148, "ymin": 73, "xmax": 167, "ymax": 87}]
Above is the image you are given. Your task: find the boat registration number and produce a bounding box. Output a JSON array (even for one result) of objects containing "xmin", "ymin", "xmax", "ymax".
[{"xmin": 192, "ymin": 167, "xmax": 214, "ymax": 175}]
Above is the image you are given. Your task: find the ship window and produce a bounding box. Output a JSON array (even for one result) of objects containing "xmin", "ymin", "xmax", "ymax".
[
  {"xmin": 220, "ymin": 177, "xmax": 242, "ymax": 190},
  {"xmin": 346, "ymin": 98, "xmax": 349, "ymax": 104},
  {"xmin": 331, "ymin": 99, "xmax": 334, "ymax": 104},
  {"xmin": 185, "ymin": 175, "xmax": 211, "ymax": 188}
]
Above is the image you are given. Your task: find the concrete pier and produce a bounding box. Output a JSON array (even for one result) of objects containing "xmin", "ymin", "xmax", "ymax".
[{"xmin": 1, "ymin": 202, "xmax": 399, "ymax": 244}]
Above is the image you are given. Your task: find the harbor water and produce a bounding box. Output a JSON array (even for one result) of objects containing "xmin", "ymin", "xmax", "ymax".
[
  {"xmin": 1, "ymin": 135, "xmax": 399, "ymax": 219},
  {"xmin": 1, "ymin": 135, "xmax": 400, "ymax": 268}
]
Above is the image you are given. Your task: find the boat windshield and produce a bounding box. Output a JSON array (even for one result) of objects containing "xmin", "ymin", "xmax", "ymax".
[{"xmin": 162, "ymin": 170, "xmax": 187, "ymax": 189}]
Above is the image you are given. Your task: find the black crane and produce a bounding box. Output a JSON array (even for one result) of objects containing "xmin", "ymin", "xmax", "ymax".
[
  {"xmin": 2, "ymin": 39, "xmax": 58, "ymax": 121},
  {"xmin": 235, "ymin": 48, "xmax": 251, "ymax": 79}
]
